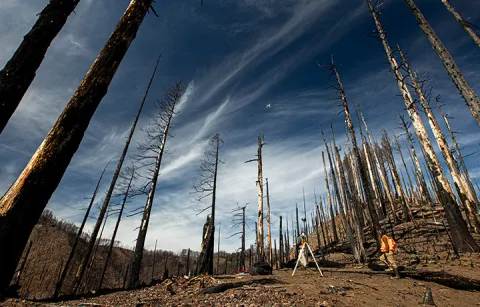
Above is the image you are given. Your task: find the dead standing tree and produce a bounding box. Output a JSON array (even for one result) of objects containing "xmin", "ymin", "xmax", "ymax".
[
  {"xmin": 192, "ymin": 133, "xmax": 224, "ymax": 275},
  {"xmin": 98, "ymin": 166, "xmax": 136, "ymax": 290},
  {"xmin": 0, "ymin": 0, "xmax": 156, "ymax": 294},
  {"xmin": 358, "ymin": 107, "xmax": 398, "ymax": 224},
  {"xmin": 72, "ymin": 53, "xmax": 162, "ymax": 294},
  {"xmin": 321, "ymin": 58, "xmax": 381, "ymax": 252},
  {"xmin": 245, "ymin": 130, "xmax": 266, "ymax": 260},
  {"xmin": 266, "ymin": 179, "xmax": 273, "ymax": 266},
  {"xmin": 399, "ymin": 116, "xmax": 432, "ymax": 205},
  {"xmin": 367, "ymin": 0, "xmax": 479, "ymax": 252},
  {"xmin": 0, "ymin": 0, "xmax": 81, "ymax": 134},
  {"xmin": 398, "ymin": 48, "xmax": 480, "ymax": 232},
  {"xmin": 229, "ymin": 203, "xmax": 248, "ymax": 271},
  {"xmin": 435, "ymin": 97, "xmax": 480, "ymax": 208},
  {"xmin": 403, "ymin": 0, "xmax": 480, "ymax": 126},
  {"xmin": 441, "ymin": 0, "xmax": 480, "ymax": 48},
  {"xmin": 127, "ymin": 82, "xmax": 184, "ymax": 288},
  {"xmin": 53, "ymin": 162, "xmax": 110, "ymax": 297}
]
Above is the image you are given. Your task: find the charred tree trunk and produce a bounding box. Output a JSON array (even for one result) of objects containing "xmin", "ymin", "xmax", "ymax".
[
  {"xmin": 367, "ymin": 0, "xmax": 479, "ymax": 252},
  {"xmin": 54, "ymin": 163, "xmax": 109, "ymax": 297},
  {"xmin": 128, "ymin": 83, "xmax": 183, "ymax": 288},
  {"xmin": 241, "ymin": 208, "xmax": 246, "ymax": 271},
  {"xmin": 321, "ymin": 151, "xmax": 338, "ymax": 242},
  {"xmin": 98, "ymin": 168, "xmax": 135, "ymax": 290},
  {"xmin": 74, "ymin": 53, "xmax": 161, "ymax": 292},
  {"xmin": 0, "ymin": 0, "xmax": 81, "ymax": 134},
  {"xmin": 393, "ymin": 134, "xmax": 416, "ymax": 204},
  {"xmin": 326, "ymin": 60, "xmax": 381, "ymax": 251},
  {"xmin": 279, "ymin": 216, "xmax": 283, "ymax": 267},
  {"xmin": 403, "ymin": 0, "xmax": 480, "ymax": 126},
  {"xmin": 400, "ymin": 116, "xmax": 432, "ymax": 205},
  {"xmin": 398, "ymin": 47, "xmax": 480, "ymax": 233},
  {"xmin": 435, "ymin": 98, "xmax": 480, "ymax": 210},
  {"xmin": 196, "ymin": 216, "xmax": 214, "ymax": 275},
  {"xmin": 382, "ymin": 131, "xmax": 413, "ymax": 223},
  {"xmin": 266, "ymin": 178, "xmax": 273, "ymax": 266},
  {"xmin": 441, "ymin": 0, "xmax": 480, "ymax": 49},
  {"xmin": 0, "ymin": 0, "xmax": 154, "ymax": 294},
  {"xmin": 359, "ymin": 109, "xmax": 398, "ymax": 224},
  {"xmin": 216, "ymin": 226, "xmax": 221, "ymax": 275}
]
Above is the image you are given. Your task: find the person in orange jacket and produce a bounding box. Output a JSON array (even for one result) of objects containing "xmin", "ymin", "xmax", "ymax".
[{"xmin": 379, "ymin": 229, "xmax": 400, "ymax": 279}]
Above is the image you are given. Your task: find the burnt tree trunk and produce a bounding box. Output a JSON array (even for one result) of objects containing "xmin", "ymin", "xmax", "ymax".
[
  {"xmin": 54, "ymin": 163, "xmax": 109, "ymax": 297},
  {"xmin": 128, "ymin": 83, "xmax": 183, "ymax": 288},
  {"xmin": 0, "ymin": 0, "xmax": 81, "ymax": 134},
  {"xmin": 321, "ymin": 151, "xmax": 338, "ymax": 242},
  {"xmin": 441, "ymin": 0, "xmax": 480, "ymax": 49},
  {"xmin": 367, "ymin": 0, "xmax": 479, "ymax": 252},
  {"xmin": 98, "ymin": 168, "xmax": 135, "ymax": 290},
  {"xmin": 359, "ymin": 110, "xmax": 398, "ymax": 223},
  {"xmin": 0, "ymin": 0, "xmax": 154, "ymax": 295},
  {"xmin": 328, "ymin": 61, "xmax": 381, "ymax": 251},
  {"xmin": 403, "ymin": 0, "xmax": 480, "ymax": 126},
  {"xmin": 400, "ymin": 116, "xmax": 432, "ymax": 205},
  {"xmin": 266, "ymin": 178, "xmax": 272, "ymax": 266},
  {"xmin": 73, "ymin": 52, "xmax": 161, "ymax": 294},
  {"xmin": 398, "ymin": 47, "xmax": 480, "ymax": 233},
  {"xmin": 435, "ymin": 98, "xmax": 480, "ymax": 209}
]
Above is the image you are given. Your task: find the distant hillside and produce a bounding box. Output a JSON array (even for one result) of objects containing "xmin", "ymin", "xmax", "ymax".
[{"xmin": 9, "ymin": 210, "xmax": 255, "ymax": 300}]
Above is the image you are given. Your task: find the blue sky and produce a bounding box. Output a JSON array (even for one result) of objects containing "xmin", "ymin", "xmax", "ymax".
[{"xmin": 1, "ymin": 0, "xmax": 479, "ymax": 254}]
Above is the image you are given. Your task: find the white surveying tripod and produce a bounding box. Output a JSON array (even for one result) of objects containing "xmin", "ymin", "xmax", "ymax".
[{"xmin": 292, "ymin": 242, "xmax": 324, "ymax": 276}]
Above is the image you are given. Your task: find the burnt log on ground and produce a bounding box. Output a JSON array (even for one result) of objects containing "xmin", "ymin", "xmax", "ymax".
[
  {"xmin": 199, "ymin": 278, "xmax": 280, "ymax": 294},
  {"xmin": 249, "ymin": 261, "xmax": 272, "ymax": 275},
  {"xmin": 322, "ymin": 268, "xmax": 480, "ymax": 291}
]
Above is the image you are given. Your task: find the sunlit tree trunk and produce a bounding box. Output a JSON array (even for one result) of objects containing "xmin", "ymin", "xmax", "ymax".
[
  {"xmin": 0, "ymin": 0, "xmax": 154, "ymax": 295},
  {"xmin": 367, "ymin": 0, "xmax": 479, "ymax": 252},
  {"xmin": 404, "ymin": 0, "xmax": 480, "ymax": 126},
  {"xmin": 441, "ymin": 0, "xmax": 480, "ymax": 49}
]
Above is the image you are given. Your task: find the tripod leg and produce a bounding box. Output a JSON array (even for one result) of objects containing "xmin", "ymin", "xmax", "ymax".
[
  {"xmin": 306, "ymin": 243, "xmax": 324, "ymax": 277},
  {"xmin": 292, "ymin": 247, "xmax": 305, "ymax": 276}
]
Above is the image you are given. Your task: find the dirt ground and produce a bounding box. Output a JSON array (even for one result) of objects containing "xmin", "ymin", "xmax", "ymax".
[{"xmin": 2, "ymin": 265, "xmax": 479, "ymax": 307}]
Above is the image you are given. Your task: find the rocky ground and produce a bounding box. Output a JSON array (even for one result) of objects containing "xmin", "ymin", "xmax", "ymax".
[{"xmin": 2, "ymin": 260, "xmax": 479, "ymax": 307}]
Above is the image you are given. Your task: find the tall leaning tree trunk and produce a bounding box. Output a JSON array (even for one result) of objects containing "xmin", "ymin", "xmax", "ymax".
[
  {"xmin": 0, "ymin": 0, "xmax": 154, "ymax": 295},
  {"xmin": 321, "ymin": 151, "xmax": 338, "ymax": 242},
  {"xmin": 359, "ymin": 110, "xmax": 398, "ymax": 224},
  {"xmin": 403, "ymin": 0, "xmax": 480, "ymax": 126},
  {"xmin": 400, "ymin": 116, "xmax": 432, "ymax": 205},
  {"xmin": 398, "ymin": 48, "xmax": 480, "ymax": 233},
  {"xmin": 266, "ymin": 178, "xmax": 273, "ymax": 266},
  {"xmin": 256, "ymin": 135, "xmax": 265, "ymax": 260},
  {"xmin": 72, "ymin": 52, "xmax": 161, "ymax": 294},
  {"xmin": 441, "ymin": 0, "xmax": 480, "ymax": 49},
  {"xmin": 329, "ymin": 62, "xmax": 381, "ymax": 251},
  {"xmin": 435, "ymin": 98, "xmax": 480, "ymax": 210},
  {"xmin": 0, "ymin": 0, "xmax": 80, "ymax": 134},
  {"xmin": 53, "ymin": 162, "xmax": 109, "ymax": 297},
  {"xmin": 98, "ymin": 169, "xmax": 135, "ymax": 290},
  {"xmin": 367, "ymin": 0, "xmax": 479, "ymax": 252},
  {"xmin": 128, "ymin": 85, "xmax": 182, "ymax": 289}
]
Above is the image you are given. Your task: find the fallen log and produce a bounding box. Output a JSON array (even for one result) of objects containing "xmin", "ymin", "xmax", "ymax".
[
  {"xmin": 199, "ymin": 278, "xmax": 280, "ymax": 294},
  {"xmin": 402, "ymin": 270, "xmax": 480, "ymax": 291},
  {"xmin": 321, "ymin": 269, "xmax": 480, "ymax": 291}
]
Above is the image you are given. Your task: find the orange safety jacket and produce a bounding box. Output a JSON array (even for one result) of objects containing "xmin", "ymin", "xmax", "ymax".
[{"xmin": 380, "ymin": 235, "xmax": 396, "ymax": 252}]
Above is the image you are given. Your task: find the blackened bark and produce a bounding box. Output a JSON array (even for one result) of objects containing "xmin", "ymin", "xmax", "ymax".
[
  {"xmin": 54, "ymin": 162, "xmax": 109, "ymax": 297},
  {"xmin": 0, "ymin": 0, "xmax": 153, "ymax": 295},
  {"xmin": 73, "ymin": 51, "xmax": 161, "ymax": 294},
  {"xmin": 0, "ymin": 0, "xmax": 81, "ymax": 134}
]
